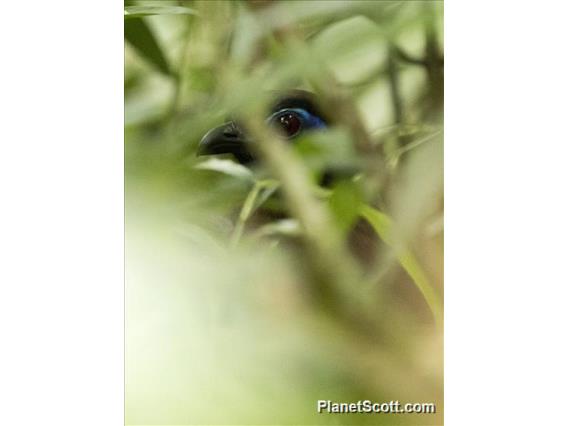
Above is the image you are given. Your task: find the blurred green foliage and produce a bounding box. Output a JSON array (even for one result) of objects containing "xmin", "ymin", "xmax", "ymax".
[{"xmin": 125, "ymin": 1, "xmax": 443, "ymax": 425}]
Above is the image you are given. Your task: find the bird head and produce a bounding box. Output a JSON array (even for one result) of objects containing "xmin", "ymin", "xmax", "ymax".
[{"xmin": 197, "ymin": 90, "xmax": 329, "ymax": 164}]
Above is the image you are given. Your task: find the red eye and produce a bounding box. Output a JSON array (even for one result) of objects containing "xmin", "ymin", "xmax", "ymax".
[{"xmin": 276, "ymin": 113, "xmax": 301, "ymax": 138}]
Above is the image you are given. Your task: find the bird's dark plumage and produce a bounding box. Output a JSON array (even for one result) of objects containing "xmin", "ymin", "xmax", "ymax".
[{"xmin": 197, "ymin": 90, "xmax": 329, "ymax": 164}]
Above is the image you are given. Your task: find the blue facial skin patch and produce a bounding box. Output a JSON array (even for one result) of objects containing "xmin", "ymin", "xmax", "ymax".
[{"xmin": 266, "ymin": 108, "xmax": 327, "ymax": 133}]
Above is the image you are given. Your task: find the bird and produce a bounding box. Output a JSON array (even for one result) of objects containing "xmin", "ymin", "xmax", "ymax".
[
  {"xmin": 197, "ymin": 90, "xmax": 329, "ymax": 164},
  {"xmin": 195, "ymin": 91, "xmax": 439, "ymax": 324},
  {"xmin": 196, "ymin": 90, "xmax": 380, "ymax": 268}
]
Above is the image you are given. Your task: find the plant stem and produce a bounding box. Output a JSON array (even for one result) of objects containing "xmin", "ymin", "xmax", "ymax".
[
  {"xmin": 230, "ymin": 181, "xmax": 263, "ymax": 247},
  {"xmin": 361, "ymin": 205, "xmax": 443, "ymax": 328},
  {"xmin": 244, "ymin": 117, "xmax": 381, "ymax": 331}
]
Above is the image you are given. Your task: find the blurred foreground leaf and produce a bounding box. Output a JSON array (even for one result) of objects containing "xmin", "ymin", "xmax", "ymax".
[
  {"xmin": 253, "ymin": 218, "xmax": 302, "ymax": 239},
  {"xmin": 194, "ymin": 158, "xmax": 254, "ymax": 182},
  {"xmin": 125, "ymin": 18, "xmax": 171, "ymax": 76}
]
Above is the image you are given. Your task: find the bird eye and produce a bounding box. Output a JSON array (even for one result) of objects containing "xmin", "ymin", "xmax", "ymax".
[
  {"xmin": 267, "ymin": 107, "xmax": 326, "ymax": 140},
  {"xmin": 273, "ymin": 112, "xmax": 302, "ymax": 138}
]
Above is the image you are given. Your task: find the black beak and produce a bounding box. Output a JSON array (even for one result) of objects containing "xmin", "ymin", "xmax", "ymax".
[{"xmin": 197, "ymin": 121, "xmax": 254, "ymax": 164}]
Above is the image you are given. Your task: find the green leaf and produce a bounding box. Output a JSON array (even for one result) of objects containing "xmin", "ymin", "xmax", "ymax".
[
  {"xmin": 328, "ymin": 179, "xmax": 363, "ymax": 236},
  {"xmin": 125, "ymin": 18, "xmax": 171, "ymax": 76},
  {"xmin": 361, "ymin": 204, "xmax": 443, "ymax": 327},
  {"xmin": 124, "ymin": 5, "xmax": 198, "ymax": 19}
]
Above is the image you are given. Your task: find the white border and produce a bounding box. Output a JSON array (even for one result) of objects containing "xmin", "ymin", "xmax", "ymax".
[
  {"xmin": 0, "ymin": 1, "xmax": 124, "ymax": 425},
  {"xmin": 446, "ymin": 1, "xmax": 568, "ymax": 424},
  {"xmin": 1, "ymin": 1, "xmax": 567, "ymax": 425}
]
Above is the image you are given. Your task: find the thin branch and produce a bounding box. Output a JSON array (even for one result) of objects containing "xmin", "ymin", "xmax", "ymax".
[
  {"xmin": 244, "ymin": 115, "xmax": 382, "ymax": 333},
  {"xmin": 387, "ymin": 44, "xmax": 404, "ymax": 125}
]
